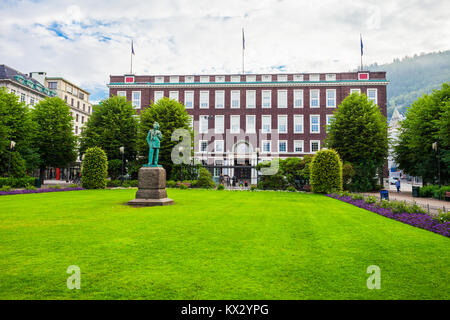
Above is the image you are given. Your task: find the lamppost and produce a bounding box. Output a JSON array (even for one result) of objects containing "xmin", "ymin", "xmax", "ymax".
[
  {"xmin": 432, "ymin": 142, "xmax": 440, "ymax": 187},
  {"xmin": 178, "ymin": 146, "xmax": 184, "ymax": 182},
  {"xmin": 255, "ymin": 147, "xmax": 260, "ymax": 184},
  {"xmin": 119, "ymin": 146, "xmax": 125, "ymax": 184},
  {"xmin": 7, "ymin": 140, "xmax": 16, "ymax": 177}
]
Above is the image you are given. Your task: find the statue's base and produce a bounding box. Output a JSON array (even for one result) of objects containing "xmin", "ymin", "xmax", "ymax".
[
  {"xmin": 143, "ymin": 164, "xmax": 162, "ymax": 167},
  {"xmin": 127, "ymin": 167, "xmax": 174, "ymax": 207}
]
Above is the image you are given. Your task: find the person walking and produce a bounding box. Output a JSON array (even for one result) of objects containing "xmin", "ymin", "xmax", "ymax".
[{"xmin": 395, "ymin": 179, "xmax": 401, "ymax": 193}]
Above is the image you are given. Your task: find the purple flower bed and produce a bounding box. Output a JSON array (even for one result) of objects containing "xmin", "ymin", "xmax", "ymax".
[
  {"xmin": 0, "ymin": 187, "xmax": 84, "ymax": 196},
  {"xmin": 326, "ymin": 194, "xmax": 450, "ymax": 238}
]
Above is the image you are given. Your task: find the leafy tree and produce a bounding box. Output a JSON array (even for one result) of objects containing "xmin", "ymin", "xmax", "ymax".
[
  {"xmin": 310, "ymin": 149, "xmax": 343, "ymax": 193},
  {"xmin": 31, "ymin": 97, "xmax": 77, "ymax": 182},
  {"xmin": 81, "ymin": 147, "xmax": 108, "ymax": 189},
  {"xmin": 0, "ymin": 88, "xmax": 38, "ymax": 176},
  {"xmin": 194, "ymin": 167, "xmax": 215, "ymax": 189},
  {"xmin": 256, "ymin": 157, "xmax": 312, "ymax": 190},
  {"xmin": 325, "ymin": 93, "xmax": 388, "ymax": 191},
  {"xmin": 394, "ymin": 83, "xmax": 449, "ymax": 184},
  {"xmin": 138, "ymin": 97, "xmax": 192, "ymax": 178},
  {"xmin": 108, "ymin": 159, "xmax": 123, "ymax": 180},
  {"xmin": 80, "ymin": 96, "xmax": 138, "ymax": 164}
]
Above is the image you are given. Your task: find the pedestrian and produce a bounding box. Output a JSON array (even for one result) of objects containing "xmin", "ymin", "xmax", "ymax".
[{"xmin": 395, "ymin": 179, "xmax": 401, "ymax": 193}]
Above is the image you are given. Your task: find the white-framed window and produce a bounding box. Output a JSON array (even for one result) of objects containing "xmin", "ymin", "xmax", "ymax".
[
  {"xmin": 262, "ymin": 115, "xmax": 271, "ymax": 133},
  {"xmin": 294, "ymin": 90, "xmax": 303, "ymax": 108},
  {"xmin": 367, "ymin": 88, "xmax": 378, "ymax": 105},
  {"xmin": 20, "ymin": 93, "xmax": 26, "ymax": 102},
  {"xmin": 310, "ymin": 115, "xmax": 320, "ymax": 133},
  {"xmin": 200, "ymin": 76, "xmax": 209, "ymax": 83},
  {"xmin": 278, "ymin": 140, "xmax": 287, "ymax": 152},
  {"xmin": 154, "ymin": 91, "xmax": 164, "ymax": 103},
  {"xmin": 215, "ymin": 115, "xmax": 224, "ymax": 134},
  {"xmin": 215, "ymin": 90, "xmax": 224, "ymax": 109},
  {"xmin": 170, "ymin": 76, "xmax": 179, "ymax": 83},
  {"xmin": 246, "ymin": 90, "xmax": 256, "ymax": 108},
  {"xmin": 184, "ymin": 91, "xmax": 194, "ymax": 109},
  {"xmin": 309, "ymin": 74, "xmax": 320, "ymax": 81},
  {"xmin": 350, "ymin": 88, "xmax": 361, "ymax": 94},
  {"xmin": 246, "ymin": 75, "xmax": 256, "ymax": 82},
  {"xmin": 199, "ymin": 115, "xmax": 209, "ymax": 133},
  {"xmin": 277, "ymin": 75, "xmax": 287, "ymax": 82},
  {"xmin": 278, "ymin": 115, "xmax": 287, "ymax": 133},
  {"xmin": 310, "ymin": 89, "xmax": 320, "ymax": 108},
  {"xmin": 294, "ymin": 115, "xmax": 304, "ymax": 133},
  {"xmin": 294, "ymin": 140, "xmax": 304, "ymax": 153},
  {"xmin": 169, "ymin": 91, "xmax": 179, "ymax": 101},
  {"xmin": 200, "ymin": 91, "xmax": 209, "ymax": 108},
  {"xmin": 30, "ymin": 97, "xmax": 35, "ymax": 106},
  {"xmin": 293, "ymin": 74, "xmax": 304, "ymax": 81},
  {"xmin": 310, "ymin": 140, "xmax": 320, "ymax": 153},
  {"xmin": 246, "ymin": 115, "xmax": 256, "ymax": 133},
  {"xmin": 326, "ymin": 114, "xmax": 334, "ymax": 132},
  {"xmin": 326, "ymin": 89, "xmax": 336, "ymax": 108},
  {"xmin": 155, "ymin": 76, "xmax": 164, "ymax": 83},
  {"xmin": 214, "ymin": 159, "xmax": 223, "ymax": 176},
  {"xmin": 185, "ymin": 75, "xmax": 194, "ymax": 83},
  {"xmin": 262, "ymin": 140, "xmax": 271, "ymax": 153},
  {"xmin": 277, "ymin": 90, "xmax": 287, "ymax": 108},
  {"xmin": 230, "ymin": 115, "xmax": 240, "ymax": 133},
  {"xmin": 262, "ymin": 75, "xmax": 272, "ymax": 82},
  {"xmin": 262, "ymin": 90, "xmax": 271, "ymax": 108},
  {"xmin": 231, "ymin": 75, "xmax": 240, "ymax": 82},
  {"xmin": 325, "ymin": 74, "xmax": 336, "ymax": 81},
  {"xmin": 231, "ymin": 90, "xmax": 240, "ymax": 108},
  {"xmin": 214, "ymin": 140, "xmax": 224, "ymax": 153},
  {"xmin": 132, "ymin": 91, "xmax": 141, "ymax": 108},
  {"xmin": 215, "ymin": 75, "xmax": 225, "ymax": 82},
  {"xmin": 199, "ymin": 140, "xmax": 208, "ymax": 152},
  {"xmin": 66, "ymin": 85, "xmax": 72, "ymax": 93},
  {"xmin": 117, "ymin": 91, "xmax": 126, "ymax": 97},
  {"xmin": 188, "ymin": 115, "xmax": 194, "ymax": 129}
]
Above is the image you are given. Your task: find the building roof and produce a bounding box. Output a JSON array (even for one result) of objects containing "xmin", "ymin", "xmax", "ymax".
[
  {"xmin": 0, "ymin": 64, "xmax": 56, "ymax": 97},
  {"xmin": 46, "ymin": 77, "xmax": 90, "ymax": 95}
]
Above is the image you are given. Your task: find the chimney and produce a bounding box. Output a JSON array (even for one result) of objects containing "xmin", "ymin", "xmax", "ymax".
[{"xmin": 29, "ymin": 72, "xmax": 47, "ymax": 85}]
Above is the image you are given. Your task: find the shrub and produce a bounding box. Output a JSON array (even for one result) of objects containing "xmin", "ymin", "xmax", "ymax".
[
  {"xmin": 434, "ymin": 211, "xmax": 450, "ymax": 223},
  {"xmin": 217, "ymin": 184, "xmax": 225, "ymax": 190},
  {"xmin": 286, "ymin": 186, "xmax": 296, "ymax": 192},
  {"xmin": 81, "ymin": 147, "xmax": 108, "ymax": 189},
  {"xmin": 250, "ymin": 185, "xmax": 257, "ymax": 191},
  {"xmin": 0, "ymin": 176, "xmax": 36, "ymax": 188},
  {"xmin": 195, "ymin": 168, "xmax": 215, "ymax": 189},
  {"xmin": 108, "ymin": 159, "xmax": 123, "ymax": 180},
  {"xmin": 0, "ymin": 185, "xmax": 11, "ymax": 192},
  {"xmin": 365, "ymin": 195, "xmax": 378, "ymax": 204},
  {"xmin": 166, "ymin": 180, "xmax": 177, "ymax": 188},
  {"xmin": 342, "ymin": 162, "xmax": 355, "ymax": 190},
  {"xmin": 179, "ymin": 184, "xmax": 188, "ymax": 190},
  {"xmin": 68, "ymin": 184, "xmax": 79, "ymax": 188},
  {"xmin": 350, "ymin": 193, "xmax": 364, "ymax": 200},
  {"xmin": 24, "ymin": 183, "xmax": 36, "ymax": 190},
  {"xmin": 257, "ymin": 173, "xmax": 288, "ymax": 191},
  {"xmin": 48, "ymin": 185, "xmax": 61, "ymax": 189},
  {"xmin": 122, "ymin": 180, "xmax": 138, "ymax": 188},
  {"xmin": 106, "ymin": 180, "xmax": 122, "ymax": 188},
  {"xmin": 303, "ymin": 184, "xmax": 311, "ymax": 192},
  {"xmin": 310, "ymin": 149, "xmax": 343, "ymax": 193},
  {"xmin": 419, "ymin": 185, "xmax": 450, "ymax": 199}
]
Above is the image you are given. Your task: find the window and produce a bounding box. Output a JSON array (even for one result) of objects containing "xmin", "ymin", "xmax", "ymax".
[
  {"xmin": 294, "ymin": 140, "xmax": 304, "ymax": 153},
  {"xmin": 83, "ymin": 104, "xmax": 85, "ymax": 111},
  {"xmin": 246, "ymin": 115, "xmax": 256, "ymax": 133},
  {"xmin": 262, "ymin": 75, "xmax": 272, "ymax": 82},
  {"xmin": 76, "ymin": 114, "xmax": 79, "ymax": 122},
  {"xmin": 188, "ymin": 115, "xmax": 194, "ymax": 129},
  {"xmin": 293, "ymin": 74, "xmax": 304, "ymax": 81},
  {"xmin": 278, "ymin": 115, "xmax": 287, "ymax": 133},
  {"xmin": 215, "ymin": 91, "xmax": 224, "ymax": 109},
  {"xmin": 246, "ymin": 75, "xmax": 256, "ymax": 82},
  {"xmin": 230, "ymin": 115, "xmax": 240, "ymax": 133},
  {"xmin": 154, "ymin": 91, "xmax": 164, "ymax": 103},
  {"xmin": 326, "ymin": 89, "xmax": 336, "ymax": 108},
  {"xmin": 278, "ymin": 140, "xmax": 287, "ymax": 152},
  {"xmin": 350, "ymin": 88, "xmax": 361, "ymax": 94},
  {"xmin": 326, "ymin": 114, "xmax": 334, "ymax": 132},
  {"xmin": 48, "ymin": 82, "xmax": 57, "ymax": 89},
  {"xmin": 132, "ymin": 91, "xmax": 141, "ymax": 108},
  {"xmin": 200, "ymin": 76, "xmax": 209, "ymax": 83},
  {"xmin": 199, "ymin": 115, "xmax": 209, "ymax": 133},
  {"xmin": 88, "ymin": 106, "xmax": 91, "ymax": 114},
  {"xmin": 170, "ymin": 76, "xmax": 179, "ymax": 83},
  {"xmin": 214, "ymin": 140, "xmax": 224, "ymax": 153},
  {"xmin": 215, "ymin": 115, "xmax": 224, "ymax": 134},
  {"xmin": 262, "ymin": 90, "xmax": 271, "ymax": 108},
  {"xmin": 246, "ymin": 90, "xmax": 255, "ymax": 108},
  {"xmin": 200, "ymin": 140, "xmax": 208, "ymax": 152},
  {"xmin": 294, "ymin": 115, "xmax": 304, "ymax": 133},
  {"xmin": 309, "ymin": 74, "xmax": 320, "ymax": 81},
  {"xmin": 310, "ymin": 115, "xmax": 320, "ymax": 133},
  {"xmin": 185, "ymin": 76, "xmax": 194, "ymax": 82},
  {"xmin": 262, "ymin": 140, "xmax": 271, "ymax": 152},
  {"xmin": 310, "ymin": 89, "xmax": 320, "ymax": 108},
  {"xmin": 231, "ymin": 90, "xmax": 240, "ymax": 108},
  {"xmin": 77, "ymin": 101, "xmax": 80, "ymax": 108},
  {"xmin": 10, "ymin": 89, "xmax": 16, "ymax": 94},
  {"xmin": 30, "ymin": 97, "xmax": 35, "ymax": 106},
  {"xmin": 277, "ymin": 75, "xmax": 287, "ymax": 82},
  {"xmin": 79, "ymin": 92, "xmax": 84, "ymax": 100},
  {"xmin": 20, "ymin": 93, "xmax": 25, "ymax": 102},
  {"xmin": 367, "ymin": 89, "xmax": 377, "ymax": 105},
  {"xmin": 325, "ymin": 74, "xmax": 336, "ymax": 81},
  {"xmin": 262, "ymin": 115, "xmax": 271, "ymax": 133},
  {"xmin": 231, "ymin": 75, "xmax": 240, "ymax": 82},
  {"xmin": 184, "ymin": 91, "xmax": 194, "ymax": 109},
  {"xmin": 200, "ymin": 91, "xmax": 209, "ymax": 108},
  {"xmin": 125, "ymin": 76, "xmax": 135, "ymax": 83},
  {"xmin": 155, "ymin": 76, "xmax": 164, "ymax": 83},
  {"xmin": 64, "ymin": 95, "xmax": 67, "ymax": 103},
  {"xmin": 75, "ymin": 126, "xmax": 78, "ymax": 134},
  {"xmin": 294, "ymin": 90, "xmax": 303, "ymax": 108},
  {"xmin": 215, "ymin": 75, "xmax": 225, "ymax": 82},
  {"xmin": 73, "ymin": 88, "xmax": 78, "ymax": 96},
  {"xmin": 67, "ymin": 85, "xmax": 72, "ymax": 93},
  {"xmin": 81, "ymin": 116, "xmax": 84, "ymax": 124},
  {"xmin": 214, "ymin": 160, "xmax": 223, "ymax": 176},
  {"xmin": 71, "ymin": 98, "xmax": 74, "ymax": 106},
  {"xmin": 117, "ymin": 91, "xmax": 126, "ymax": 97},
  {"xmin": 277, "ymin": 90, "xmax": 287, "ymax": 108},
  {"xmin": 311, "ymin": 140, "xmax": 320, "ymax": 153},
  {"xmin": 169, "ymin": 91, "xmax": 179, "ymax": 101}
]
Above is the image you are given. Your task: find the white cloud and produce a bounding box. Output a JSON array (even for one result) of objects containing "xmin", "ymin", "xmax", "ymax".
[{"xmin": 0, "ymin": 0, "xmax": 449, "ymax": 102}]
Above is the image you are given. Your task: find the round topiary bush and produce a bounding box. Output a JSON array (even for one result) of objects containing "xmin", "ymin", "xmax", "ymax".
[
  {"xmin": 310, "ymin": 149, "xmax": 343, "ymax": 193},
  {"xmin": 81, "ymin": 147, "xmax": 108, "ymax": 189},
  {"xmin": 196, "ymin": 167, "xmax": 215, "ymax": 189}
]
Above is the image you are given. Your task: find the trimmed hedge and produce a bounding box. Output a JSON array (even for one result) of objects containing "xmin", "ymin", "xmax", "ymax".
[
  {"xmin": 195, "ymin": 168, "xmax": 215, "ymax": 189},
  {"xmin": 310, "ymin": 149, "xmax": 343, "ymax": 193},
  {"xmin": 81, "ymin": 147, "xmax": 108, "ymax": 189},
  {"xmin": 0, "ymin": 176, "xmax": 36, "ymax": 188},
  {"xmin": 419, "ymin": 185, "xmax": 450, "ymax": 199}
]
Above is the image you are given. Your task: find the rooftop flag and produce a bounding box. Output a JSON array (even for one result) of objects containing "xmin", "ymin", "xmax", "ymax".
[
  {"xmin": 242, "ymin": 28, "xmax": 245, "ymax": 50},
  {"xmin": 132, "ymin": 40, "xmax": 135, "ymax": 55},
  {"xmin": 360, "ymin": 34, "xmax": 363, "ymax": 56}
]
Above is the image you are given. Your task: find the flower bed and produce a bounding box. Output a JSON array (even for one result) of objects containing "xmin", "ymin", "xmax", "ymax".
[
  {"xmin": 327, "ymin": 193, "xmax": 450, "ymax": 237},
  {"xmin": 0, "ymin": 187, "xmax": 84, "ymax": 196}
]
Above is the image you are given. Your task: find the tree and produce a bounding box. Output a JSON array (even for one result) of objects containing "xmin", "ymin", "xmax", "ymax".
[
  {"xmin": 31, "ymin": 97, "xmax": 77, "ymax": 182},
  {"xmin": 325, "ymin": 93, "xmax": 388, "ymax": 191},
  {"xmin": 394, "ymin": 83, "xmax": 449, "ymax": 185},
  {"xmin": 81, "ymin": 147, "xmax": 108, "ymax": 189},
  {"xmin": 310, "ymin": 149, "xmax": 343, "ymax": 193},
  {"xmin": 256, "ymin": 157, "xmax": 312, "ymax": 190},
  {"xmin": 80, "ymin": 96, "xmax": 138, "ymax": 164},
  {"xmin": 138, "ymin": 97, "xmax": 192, "ymax": 178},
  {"xmin": 0, "ymin": 88, "xmax": 38, "ymax": 177}
]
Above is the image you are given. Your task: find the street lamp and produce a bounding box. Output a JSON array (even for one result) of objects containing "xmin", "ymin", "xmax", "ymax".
[
  {"xmin": 178, "ymin": 146, "xmax": 184, "ymax": 182},
  {"xmin": 255, "ymin": 147, "xmax": 260, "ymax": 184},
  {"xmin": 7, "ymin": 141, "xmax": 16, "ymax": 177},
  {"xmin": 432, "ymin": 142, "xmax": 440, "ymax": 187},
  {"xmin": 119, "ymin": 146, "xmax": 125, "ymax": 184}
]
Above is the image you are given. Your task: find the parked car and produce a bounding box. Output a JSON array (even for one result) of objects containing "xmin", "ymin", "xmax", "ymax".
[{"xmin": 389, "ymin": 177, "xmax": 400, "ymax": 185}]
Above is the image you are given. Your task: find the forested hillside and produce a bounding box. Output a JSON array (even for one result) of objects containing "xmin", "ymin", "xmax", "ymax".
[{"xmin": 366, "ymin": 50, "xmax": 450, "ymax": 118}]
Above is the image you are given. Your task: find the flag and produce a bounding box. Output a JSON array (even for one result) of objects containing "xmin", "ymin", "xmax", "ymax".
[
  {"xmin": 131, "ymin": 40, "xmax": 135, "ymax": 55},
  {"xmin": 360, "ymin": 34, "xmax": 363, "ymax": 56},
  {"xmin": 242, "ymin": 28, "xmax": 245, "ymax": 50}
]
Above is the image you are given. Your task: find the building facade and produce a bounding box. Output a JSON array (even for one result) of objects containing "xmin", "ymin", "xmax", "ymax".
[{"xmin": 108, "ymin": 71, "xmax": 387, "ymax": 183}]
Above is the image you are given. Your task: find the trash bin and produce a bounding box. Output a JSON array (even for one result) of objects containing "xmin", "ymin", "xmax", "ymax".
[
  {"xmin": 34, "ymin": 178, "xmax": 42, "ymax": 188},
  {"xmin": 412, "ymin": 186, "xmax": 420, "ymax": 197},
  {"xmin": 380, "ymin": 189, "xmax": 389, "ymax": 200}
]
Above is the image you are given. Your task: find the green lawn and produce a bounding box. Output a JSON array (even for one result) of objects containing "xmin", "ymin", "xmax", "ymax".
[{"xmin": 0, "ymin": 188, "xmax": 448, "ymax": 300}]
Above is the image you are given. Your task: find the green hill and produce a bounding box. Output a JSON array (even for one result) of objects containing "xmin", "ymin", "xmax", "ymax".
[{"xmin": 366, "ymin": 50, "xmax": 450, "ymax": 118}]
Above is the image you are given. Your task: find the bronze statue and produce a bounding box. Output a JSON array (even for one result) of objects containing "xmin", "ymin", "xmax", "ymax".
[{"xmin": 144, "ymin": 122, "xmax": 162, "ymax": 167}]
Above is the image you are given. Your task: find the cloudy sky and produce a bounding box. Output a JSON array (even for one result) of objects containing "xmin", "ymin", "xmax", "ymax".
[{"xmin": 1, "ymin": 0, "xmax": 449, "ymax": 103}]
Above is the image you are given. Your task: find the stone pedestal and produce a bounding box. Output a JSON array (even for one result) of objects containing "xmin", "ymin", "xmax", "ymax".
[{"xmin": 127, "ymin": 167, "xmax": 174, "ymax": 207}]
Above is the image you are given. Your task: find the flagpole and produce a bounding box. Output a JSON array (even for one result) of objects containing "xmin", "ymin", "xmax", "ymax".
[
  {"xmin": 242, "ymin": 28, "xmax": 245, "ymax": 74},
  {"xmin": 130, "ymin": 41, "xmax": 133, "ymax": 74}
]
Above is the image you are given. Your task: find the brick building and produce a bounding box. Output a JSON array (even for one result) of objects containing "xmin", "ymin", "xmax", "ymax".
[{"xmin": 108, "ymin": 71, "xmax": 387, "ymax": 183}]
